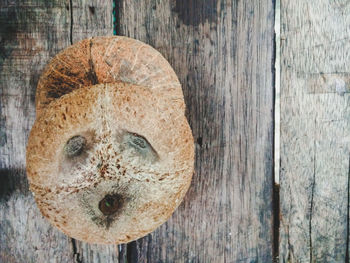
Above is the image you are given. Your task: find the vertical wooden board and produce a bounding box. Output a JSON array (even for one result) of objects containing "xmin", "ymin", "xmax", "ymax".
[
  {"xmin": 0, "ymin": 1, "xmax": 73, "ymax": 262},
  {"xmin": 280, "ymin": 0, "xmax": 350, "ymax": 262},
  {"xmin": 118, "ymin": 0, "xmax": 275, "ymax": 262},
  {"xmin": 0, "ymin": 0, "xmax": 117, "ymax": 262}
]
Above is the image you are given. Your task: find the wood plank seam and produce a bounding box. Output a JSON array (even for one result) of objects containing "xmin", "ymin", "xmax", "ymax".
[
  {"xmin": 70, "ymin": 0, "xmax": 73, "ymax": 45},
  {"xmin": 71, "ymin": 238, "xmax": 83, "ymax": 263},
  {"xmin": 272, "ymin": 0, "xmax": 279, "ymax": 261}
]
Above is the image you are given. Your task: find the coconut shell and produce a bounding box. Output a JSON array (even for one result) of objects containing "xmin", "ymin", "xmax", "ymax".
[
  {"xmin": 26, "ymin": 82, "xmax": 194, "ymax": 244},
  {"xmin": 36, "ymin": 36, "xmax": 185, "ymax": 116}
]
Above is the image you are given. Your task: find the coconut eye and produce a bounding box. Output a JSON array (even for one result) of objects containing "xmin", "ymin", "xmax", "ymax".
[
  {"xmin": 129, "ymin": 133, "xmax": 148, "ymax": 149},
  {"xmin": 128, "ymin": 133, "xmax": 153, "ymax": 153},
  {"xmin": 64, "ymin": 135, "xmax": 86, "ymax": 157},
  {"xmin": 124, "ymin": 132, "xmax": 158, "ymax": 161}
]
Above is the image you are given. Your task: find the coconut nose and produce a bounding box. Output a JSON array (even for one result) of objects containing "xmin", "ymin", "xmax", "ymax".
[{"xmin": 98, "ymin": 194, "xmax": 121, "ymax": 216}]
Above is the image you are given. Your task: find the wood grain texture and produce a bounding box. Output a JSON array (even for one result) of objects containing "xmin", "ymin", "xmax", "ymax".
[
  {"xmin": 72, "ymin": 0, "xmax": 113, "ymax": 43},
  {"xmin": 118, "ymin": 0, "xmax": 275, "ymax": 262},
  {"xmin": 279, "ymin": 0, "xmax": 350, "ymax": 262},
  {"xmin": 0, "ymin": 0, "xmax": 116, "ymax": 262}
]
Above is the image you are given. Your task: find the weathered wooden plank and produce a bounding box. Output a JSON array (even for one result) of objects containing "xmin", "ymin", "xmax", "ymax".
[
  {"xmin": 279, "ymin": 0, "xmax": 350, "ymax": 262},
  {"xmin": 0, "ymin": 1, "xmax": 73, "ymax": 262},
  {"xmin": 118, "ymin": 0, "xmax": 275, "ymax": 261},
  {"xmin": 0, "ymin": 0, "xmax": 116, "ymax": 262}
]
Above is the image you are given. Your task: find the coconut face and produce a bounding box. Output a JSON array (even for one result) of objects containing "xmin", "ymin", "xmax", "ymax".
[{"xmin": 26, "ymin": 83, "xmax": 194, "ymax": 244}]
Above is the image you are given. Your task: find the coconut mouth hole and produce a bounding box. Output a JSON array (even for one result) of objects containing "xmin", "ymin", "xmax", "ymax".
[{"xmin": 98, "ymin": 194, "xmax": 122, "ymax": 216}]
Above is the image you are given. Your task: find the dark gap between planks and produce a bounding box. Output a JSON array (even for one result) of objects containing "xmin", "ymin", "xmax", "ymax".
[{"xmin": 272, "ymin": 0, "xmax": 280, "ymax": 261}]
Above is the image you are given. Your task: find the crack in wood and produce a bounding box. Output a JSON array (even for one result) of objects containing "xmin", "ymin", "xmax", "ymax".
[
  {"xmin": 114, "ymin": 0, "xmax": 120, "ymax": 35},
  {"xmin": 272, "ymin": 0, "xmax": 279, "ymax": 259},
  {"xmin": 309, "ymin": 118, "xmax": 317, "ymax": 262},
  {"xmin": 146, "ymin": 235, "xmax": 152, "ymax": 262},
  {"xmin": 71, "ymin": 238, "xmax": 83, "ymax": 263},
  {"xmin": 69, "ymin": 0, "xmax": 73, "ymax": 44},
  {"xmin": 287, "ymin": 224, "xmax": 292, "ymax": 262},
  {"xmin": 273, "ymin": 183, "xmax": 280, "ymax": 262}
]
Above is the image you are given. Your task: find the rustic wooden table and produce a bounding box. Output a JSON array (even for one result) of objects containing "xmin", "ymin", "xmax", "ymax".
[{"xmin": 0, "ymin": 0, "xmax": 349, "ymax": 262}]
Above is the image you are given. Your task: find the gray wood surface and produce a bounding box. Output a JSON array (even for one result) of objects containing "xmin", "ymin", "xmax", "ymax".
[
  {"xmin": 0, "ymin": 0, "xmax": 117, "ymax": 262},
  {"xmin": 279, "ymin": 0, "xmax": 350, "ymax": 262},
  {"xmin": 117, "ymin": 0, "xmax": 275, "ymax": 262},
  {"xmin": 3, "ymin": 0, "xmax": 349, "ymax": 261},
  {"xmin": 0, "ymin": 0, "xmax": 276, "ymax": 262}
]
